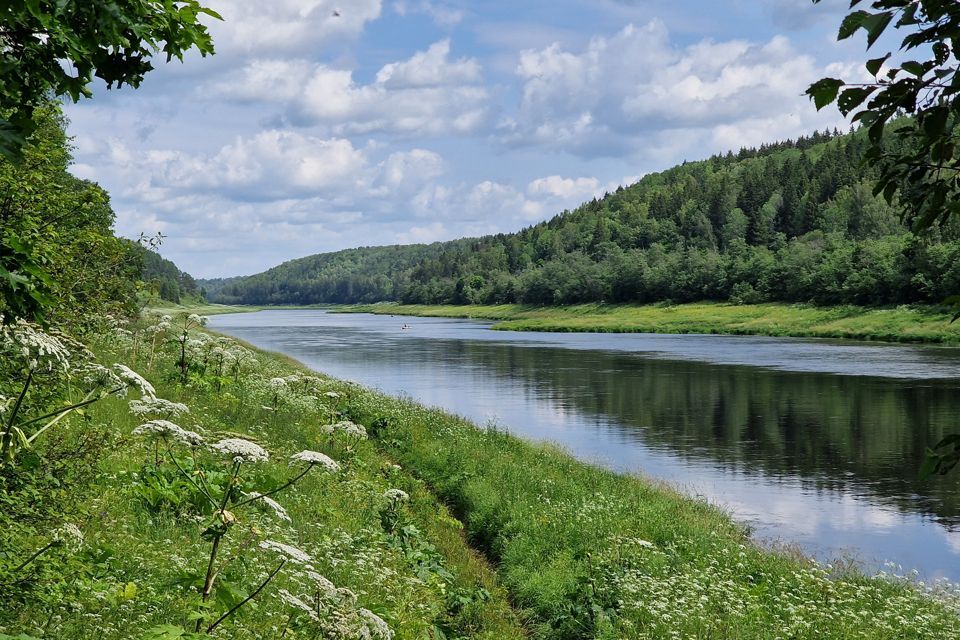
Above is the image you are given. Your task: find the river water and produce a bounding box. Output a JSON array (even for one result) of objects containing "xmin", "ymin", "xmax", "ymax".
[{"xmin": 209, "ymin": 309, "xmax": 960, "ymax": 582}]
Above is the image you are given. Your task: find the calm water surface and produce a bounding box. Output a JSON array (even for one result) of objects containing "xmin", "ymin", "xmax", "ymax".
[{"xmin": 210, "ymin": 310, "xmax": 960, "ymax": 582}]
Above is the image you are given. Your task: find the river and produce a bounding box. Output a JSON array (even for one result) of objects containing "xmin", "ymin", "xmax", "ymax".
[{"xmin": 209, "ymin": 309, "xmax": 960, "ymax": 583}]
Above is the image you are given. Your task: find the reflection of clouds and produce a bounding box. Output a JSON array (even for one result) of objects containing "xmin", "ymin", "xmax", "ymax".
[{"xmin": 209, "ymin": 310, "xmax": 960, "ymax": 581}]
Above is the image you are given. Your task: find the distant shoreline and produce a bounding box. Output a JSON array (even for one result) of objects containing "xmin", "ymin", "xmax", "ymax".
[{"xmin": 329, "ymin": 301, "xmax": 960, "ymax": 344}]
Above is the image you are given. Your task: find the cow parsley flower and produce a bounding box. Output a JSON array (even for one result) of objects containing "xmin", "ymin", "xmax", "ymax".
[
  {"xmin": 187, "ymin": 313, "xmax": 208, "ymax": 326},
  {"xmin": 75, "ymin": 363, "xmax": 123, "ymax": 388},
  {"xmin": 357, "ymin": 608, "xmax": 393, "ymax": 640},
  {"xmin": 323, "ymin": 391, "xmax": 342, "ymax": 399},
  {"xmin": 245, "ymin": 491, "xmax": 291, "ymax": 522},
  {"xmin": 277, "ymin": 589, "xmax": 319, "ymax": 621},
  {"xmin": 290, "ymin": 450, "xmax": 340, "ymax": 472},
  {"xmin": 133, "ymin": 420, "xmax": 205, "ymax": 446},
  {"xmin": 129, "ymin": 397, "xmax": 190, "ymax": 418},
  {"xmin": 320, "ymin": 420, "xmax": 367, "ymax": 440},
  {"xmin": 268, "ymin": 377, "xmax": 287, "ymax": 390},
  {"xmin": 259, "ymin": 539, "xmax": 313, "ymax": 564},
  {"xmin": 212, "ymin": 437, "xmax": 269, "ymax": 463},
  {"xmin": 53, "ymin": 523, "xmax": 84, "ymax": 552},
  {"xmin": 305, "ymin": 570, "xmax": 337, "ymax": 595},
  {"xmin": 383, "ymin": 489, "xmax": 409, "ymax": 504},
  {"xmin": 1, "ymin": 319, "xmax": 72, "ymax": 372},
  {"xmin": 113, "ymin": 364, "xmax": 156, "ymax": 399}
]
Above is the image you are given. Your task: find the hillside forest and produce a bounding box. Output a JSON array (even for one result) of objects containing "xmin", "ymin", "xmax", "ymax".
[{"xmin": 210, "ymin": 129, "xmax": 960, "ymax": 309}]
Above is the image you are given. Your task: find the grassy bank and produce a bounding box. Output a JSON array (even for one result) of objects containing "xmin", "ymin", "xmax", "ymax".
[
  {"xmin": 6, "ymin": 312, "xmax": 959, "ymax": 638},
  {"xmin": 1, "ymin": 317, "xmax": 524, "ymax": 639},
  {"xmin": 338, "ymin": 374, "xmax": 960, "ymax": 638},
  {"xmin": 339, "ymin": 301, "xmax": 960, "ymax": 343}
]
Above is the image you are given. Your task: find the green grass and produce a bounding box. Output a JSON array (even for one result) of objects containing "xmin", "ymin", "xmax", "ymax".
[
  {"xmin": 9, "ymin": 314, "xmax": 959, "ymax": 639},
  {"xmin": 0, "ymin": 322, "xmax": 524, "ymax": 639},
  {"xmin": 339, "ymin": 301, "xmax": 960, "ymax": 343},
  {"xmin": 342, "ymin": 384, "xmax": 960, "ymax": 639}
]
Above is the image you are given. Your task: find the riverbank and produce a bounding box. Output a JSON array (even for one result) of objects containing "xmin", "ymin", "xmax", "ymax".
[
  {"xmin": 1, "ymin": 316, "xmax": 524, "ymax": 639},
  {"xmin": 338, "ymin": 301, "xmax": 960, "ymax": 343}
]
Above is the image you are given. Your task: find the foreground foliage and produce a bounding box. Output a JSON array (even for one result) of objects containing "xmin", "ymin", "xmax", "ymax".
[
  {"xmin": 0, "ymin": 313, "xmax": 523, "ymax": 639},
  {"xmin": 345, "ymin": 382, "xmax": 960, "ymax": 639}
]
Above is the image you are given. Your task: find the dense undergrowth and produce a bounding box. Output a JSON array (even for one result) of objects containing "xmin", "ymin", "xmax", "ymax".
[
  {"xmin": 0, "ymin": 313, "xmax": 523, "ymax": 639},
  {"xmin": 4, "ymin": 310, "xmax": 960, "ymax": 639},
  {"xmin": 341, "ymin": 301, "xmax": 960, "ymax": 343},
  {"xmin": 343, "ymin": 376, "xmax": 960, "ymax": 638}
]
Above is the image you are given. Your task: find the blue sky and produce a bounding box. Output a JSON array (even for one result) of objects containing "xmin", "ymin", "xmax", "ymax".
[{"xmin": 65, "ymin": 0, "xmax": 865, "ymax": 278}]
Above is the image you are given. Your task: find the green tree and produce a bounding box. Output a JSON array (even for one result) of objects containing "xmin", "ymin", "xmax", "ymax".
[
  {"xmin": 807, "ymin": 0, "xmax": 960, "ymax": 231},
  {"xmin": 0, "ymin": 0, "xmax": 220, "ymax": 161}
]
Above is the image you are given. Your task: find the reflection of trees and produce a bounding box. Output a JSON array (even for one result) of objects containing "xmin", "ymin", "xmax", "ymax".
[{"xmin": 448, "ymin": 340, "xmax": 960, "ymax": 524}]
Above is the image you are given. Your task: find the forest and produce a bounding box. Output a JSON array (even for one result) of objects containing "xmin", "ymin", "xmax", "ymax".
[{"xmin": 211, "ymin": 128, "xmax": 960, "ymax": 308}]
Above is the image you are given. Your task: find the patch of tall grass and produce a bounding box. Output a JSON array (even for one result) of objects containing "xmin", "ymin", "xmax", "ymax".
[
  {"xmin": 345, "ymin": 384, "xmax": 960, "ymax": 639},
  {"xmin": 341, "ymin": 302, "xmax": 960, "ymax": 343}
]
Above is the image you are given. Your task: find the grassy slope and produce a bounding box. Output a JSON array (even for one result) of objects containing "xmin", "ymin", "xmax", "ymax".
[
  {"xmin": 340, "ymin": 371, "xmax": 960, "ymax": 639},
  {"xmin": 13, "ymin": 315, "xmax": 956, "ymax": 638},
  {"xmin": 1, "ymin": 324, "xmax": 524, "ymax": 639},
  {"xmin": 338, "ymin": 302, "xmax": 960, "ymax": 343}
]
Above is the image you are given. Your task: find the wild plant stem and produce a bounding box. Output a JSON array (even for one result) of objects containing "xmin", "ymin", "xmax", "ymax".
[
  {"xmin": 196, "ymin": 534, "xmax": 223, "ymax": 632},
  {"xmin": 233, "ymin": 465, "xmax": 313, "ymax": 509},
  {"xmin": 11, "ymin": 540, "xmax": 56, "ymax": 574},
  {"xmin": 166, "ymin": 442, "xmax": 217, "ymax": 508},
  {"xmin": 1, "ymin": 370, "xmax": 33, "ymax": 460},
  {"xmin": 206, "ymin": 559, "xmax": 286, "ymax": 633}
]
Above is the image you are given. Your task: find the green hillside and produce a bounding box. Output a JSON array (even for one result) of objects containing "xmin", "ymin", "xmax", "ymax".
[{"xmin": 211, "ymin": 129, "xmax": 960, "ymax": 308}]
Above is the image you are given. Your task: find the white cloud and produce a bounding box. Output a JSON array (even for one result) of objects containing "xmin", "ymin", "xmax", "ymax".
[
  {"xmin": 207, "ymin": 0, "xmax": 382, "ymax": 54},
  {"xmin": 377, "ymin": 40, "xmax": 481, "ymax": 88},
  {"xmin": 503, "ymin": 21, "xmax": 847, "ymax": 157},
  {"xmin": 392, "ymin": 1, "xmax": 465, "ymax": 27},
  {"xmin": 528, "ymin": 175, "xmax": 601, "ymax": 200}
]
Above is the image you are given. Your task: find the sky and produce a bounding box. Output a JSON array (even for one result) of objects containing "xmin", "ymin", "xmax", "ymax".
[{"xmin": 65, "ymin": 0, "xmax": 867, "ymax": 279}]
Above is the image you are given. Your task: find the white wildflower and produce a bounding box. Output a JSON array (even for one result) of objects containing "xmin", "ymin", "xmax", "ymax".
[
  {"xmin": 357, "ymin": 608, "xmax": 393, "ymax": 640},
  {"xmin": 187, "ymin": 313, "xmax": 208, "ymax": 326},
  {"xmin": 277, "ymin": 589, "xmax": 319, "ymax": 621},
  {"xmin": 53, "ymin": 523, "xmax": 84, "ymax": 552},
  {"xmin": 290, "ymin": 450, "xmax": 340, "ymax": 472},
  {"xmin": 211, "ymin": 438, "xmax": 269, "ymax": 463},
  {"xmin": 268, "ymin": 377, "xmax": 287, "ymax": 390},
  {"xmin": 133, "ymin": 420, "xmax": 204, "ymax": 446},
  {"xmin": 129, "ymin": 397, "xmax": 190, "ymax": 418},
  {"xmin": 112, "ymin": 364, "xmax": 156, "ymax": 399},
  {"xmin": 323, "ymin": 391, "xmax": 342, "ymax": 399},
  {"xmin": 305, "ymin": 570, "xmax": 337, "ymax": 595},
  {"xmin": 383, "ymin": 489, "xmax": 409, "ymax": 504},
  {"xmin": 245, "ymin": 491, "xmax": 291, "ymax": 522},
  {"xmin": 75, "ymin": 363, "xmax": 123, "ymax": 389},
  {"xmin": 1, "ymin": 319, "xmax": 72, "ymax": 372},
  {"xmin": 259, "ymin": 539, "xmax": 313, "ymax": 564},
  {"xmin": 321, "ymin": 420, "xmax": 367, "ymax": 440}
]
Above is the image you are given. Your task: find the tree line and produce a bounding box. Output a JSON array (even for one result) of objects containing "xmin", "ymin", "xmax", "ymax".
[{"xmin": 211, "ymin": 128, "xmax": 960, "ymax": 308}]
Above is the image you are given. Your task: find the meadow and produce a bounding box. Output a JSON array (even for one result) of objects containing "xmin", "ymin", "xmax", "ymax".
[
  {"xmin": 3, "ymin": 311, "xmax": 960, "ymax": 639},
  {"xmin": 339, "ymin": 302, "xmax": 960, "ymax": 343}
]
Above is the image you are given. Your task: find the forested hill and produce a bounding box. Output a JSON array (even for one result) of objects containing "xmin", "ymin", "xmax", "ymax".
[
  {"xmin": 127, "ymin": 242, "xmax": 203, "ymax": 304},
  {"xmin": 211, "ymin": 128, "xmax": 960, "ymax": 307}
]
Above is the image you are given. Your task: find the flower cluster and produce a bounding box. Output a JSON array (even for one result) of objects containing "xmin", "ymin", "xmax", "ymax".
[
  {"xmin": 382, "ymin": 489, "xmax": 409, "ymax": 504},
  {"xmin": 291, "ymin": 450, "xmax": 341, "ymax": 473},
  {"xmin": 1, "ymin": 318, "xmax": 72, "ymax": 372},
  {"xmin": 132, "ymin": 420, "xmax": 204, "ymax": 447},
  {"xmin": 320, "ymin": 420, "xmax": 368, "ymax": 440},
  {"xmin": 211, "ymin": 437, "xmax": 269, "ymax": 463},
  {"xmin": 128, "ymin": 397, "xmax": 190, "ymax": 418},
  {"xmin": 113, "ymin": 364, "xmax": 157, "ymax": 400},
  {"xmin": 245, "ymin": 491, "xmax": 292, "ymax": 522}
]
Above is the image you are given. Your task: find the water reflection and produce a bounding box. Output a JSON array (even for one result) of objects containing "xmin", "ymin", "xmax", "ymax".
[{"xmin": 210, "ymin": 310, "xmax": 960, "ymax": 581}]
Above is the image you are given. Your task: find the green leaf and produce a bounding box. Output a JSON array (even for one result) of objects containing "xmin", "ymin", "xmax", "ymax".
[
  {"xmin": 806, "ymin": 78, "xmax": 844, "ymax": 110},
  {"xmin": 865, "ymin": 54, "xmax": 890, "ymax": 76},
  {"xmin": 863, "ymin": 11, "xmax": 894, "ymax": 48},
  {"xmin": 901, "ymin": 60, "xmax": 925, "ymax": 77},
  {"xmin": 837, "ymin": 86, "xmax": 875, "ymax": 115},
  {"xmin": 838, "ymin": 10, "xmax": 870, "ymax": 40}
]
